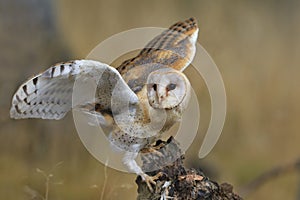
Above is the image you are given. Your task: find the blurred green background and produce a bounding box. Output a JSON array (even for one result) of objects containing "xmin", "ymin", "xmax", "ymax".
[{"xmin": 1, "ymin": 0, "xmax": 300, "ymax": 199}]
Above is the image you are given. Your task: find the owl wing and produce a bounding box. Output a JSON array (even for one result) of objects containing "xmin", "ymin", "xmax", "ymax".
[
  {"xmin": 117, "ymin": 17, "xmax": 198, "ymax": 74},
  {"xmin": 10, "ymin": 60, "xmax": 138, "ymax": 120}
]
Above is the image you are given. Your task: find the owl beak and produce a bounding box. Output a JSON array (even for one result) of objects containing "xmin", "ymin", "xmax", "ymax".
[
  {"xmin": 156, "ymin": 85, "xmax": 166, "ymax": 104},
  {"xmin": 147, "ymin": 84, "xmax": 166, "ymax": 109}
]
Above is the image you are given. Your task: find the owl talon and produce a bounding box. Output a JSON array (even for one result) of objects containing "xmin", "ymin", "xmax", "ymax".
[
  {"xmin": 146, "ymin": 176, "xmax": 156, "ymax": 192},
  {"xmin": 141, "ymin": 173, "xmax": 156, "ymax": 192},
  {"xmin": 141, "ymin": 172, "xmax": 165, "ymax": 192}
]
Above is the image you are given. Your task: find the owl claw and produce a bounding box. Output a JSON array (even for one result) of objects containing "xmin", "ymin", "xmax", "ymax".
[
  {"xmin": 141, "ymin": 172, "xmax": 164, "ymax": 192},
  {"xmin": 144, "ymin": 174, "xmax": 156, "ymax": 192}
]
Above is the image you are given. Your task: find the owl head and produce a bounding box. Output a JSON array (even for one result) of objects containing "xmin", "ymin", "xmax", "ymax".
[{"xmin": 147, "ymin": 68, "xmax": 191, "ymax": 110}]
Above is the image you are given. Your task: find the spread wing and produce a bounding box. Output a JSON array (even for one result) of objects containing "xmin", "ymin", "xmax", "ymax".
[
  {"xmin": 117, "ymin": 17, "xmax": 198, "ymax": 74},
  {"xmin": 10, "ymin": 60, "xmax": 138, "ymax": 120}
]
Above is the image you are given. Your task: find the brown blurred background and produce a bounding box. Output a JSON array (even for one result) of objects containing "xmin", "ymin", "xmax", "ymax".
[{"xmin": 1, "ymin": 0, "xmax": 300, "ymax": 199}]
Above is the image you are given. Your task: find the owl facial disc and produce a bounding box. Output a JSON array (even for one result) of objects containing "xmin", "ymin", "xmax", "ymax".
[{"xmin": 147, "ymin": 68, "xmax": 191, "ymax": 110}]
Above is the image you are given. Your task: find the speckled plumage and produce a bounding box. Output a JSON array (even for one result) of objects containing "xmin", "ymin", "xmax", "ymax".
[{"xmin": 10, "ymin": 17, "xmax": 199, "ymax": 190}]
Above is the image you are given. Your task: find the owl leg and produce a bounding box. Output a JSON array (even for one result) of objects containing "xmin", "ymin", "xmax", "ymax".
[
  {"xmin": 123, "ymin": 152, "xmax": 157, "ymax": 192},
  {"xmin": 140, "ymin": 146, "xmax": 164, "ymax": 157}
]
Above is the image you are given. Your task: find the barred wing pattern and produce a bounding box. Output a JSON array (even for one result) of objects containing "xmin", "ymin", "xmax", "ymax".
[
  {"xmin": 10, "ymin": 60, "xmax": 138, "ymax": 120},
  {"xmin": 117, "ymin": 17, "xmax": 198, "ymax": 74}
]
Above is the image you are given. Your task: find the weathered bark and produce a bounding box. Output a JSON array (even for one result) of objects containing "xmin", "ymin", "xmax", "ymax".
[{"xmin": 136, "ymin": 137, "xmax": 243, "ymax": 200}]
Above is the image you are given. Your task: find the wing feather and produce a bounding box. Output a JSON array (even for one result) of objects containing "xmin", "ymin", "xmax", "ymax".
[
  {"xmin": 10, "ymin": 60, "xmax": 138, "ymax": 120},
  {"xmin": 117, "ymin": 17, "xmax": 199, "ymax": 74}
]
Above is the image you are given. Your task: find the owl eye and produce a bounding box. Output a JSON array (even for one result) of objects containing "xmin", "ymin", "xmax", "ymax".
[
  {"xmin": 152, "ymin": 84, "xmax": 157, "ymax": 91},
  {"xmin": 166, "ymin": 83, "xmax": 176, "ymax": 91}
]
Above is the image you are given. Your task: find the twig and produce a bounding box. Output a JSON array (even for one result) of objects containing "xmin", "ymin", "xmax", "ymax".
[
  {"xmin": 240, "ymin": 158, "xmax": 300, "ymax": 197},
  {"xmin": 36, "ymin": 168, "xmax": 53, "ymax": 200},
  {"xmin": 100, "ymin": 158, "xmax": 109, "ymax": 200},
  {"xmin": 35, "ymin": 161, "xmax": 63, "ymax": 200}
]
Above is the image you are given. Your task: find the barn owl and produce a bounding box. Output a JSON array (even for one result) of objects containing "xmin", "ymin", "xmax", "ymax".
[{"xmin": 10, "ymin": 17, "xmax": 198, "ymax": 191}]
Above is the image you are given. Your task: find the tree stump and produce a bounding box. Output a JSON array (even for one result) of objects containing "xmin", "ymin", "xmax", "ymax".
[{"xmin": 136, "ymin": 137, "xmax": 243, "ymax": 200}]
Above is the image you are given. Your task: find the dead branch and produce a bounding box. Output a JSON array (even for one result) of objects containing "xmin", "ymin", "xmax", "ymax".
[
  {"xmin": 136, "ymin": 137, "xmax": 243, "ymax": 200},
  {"xmin": 240, "ymin": 158, "xmax": 300, "ymax": 197}
]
